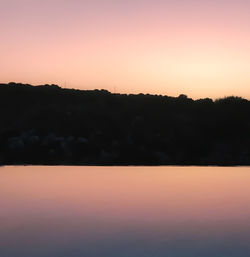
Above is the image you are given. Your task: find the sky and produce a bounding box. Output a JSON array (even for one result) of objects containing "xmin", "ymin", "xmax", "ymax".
[{"xmin": 1, "ymin": 0, "xmax": 250, "ymax": 99}]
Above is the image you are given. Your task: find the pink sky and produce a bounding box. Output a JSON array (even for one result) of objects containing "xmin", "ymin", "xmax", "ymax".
[{"xmin": 1, "ymin": 0, "xmax": 250, "ymax": 98}]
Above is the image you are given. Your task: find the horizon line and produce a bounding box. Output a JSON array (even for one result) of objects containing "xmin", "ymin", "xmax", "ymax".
[{"xmin": 2, "ymin": 81, "xmax": 249, "ymax": 101}]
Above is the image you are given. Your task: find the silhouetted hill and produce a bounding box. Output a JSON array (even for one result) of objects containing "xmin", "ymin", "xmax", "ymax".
[{"xmin": 1, "ymin": 82, "xmax": 250, "ymax": 165}]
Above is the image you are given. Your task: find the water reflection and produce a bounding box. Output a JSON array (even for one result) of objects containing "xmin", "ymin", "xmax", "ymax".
[{"xmin": 1, "ymin": 166, "xmax": 250, "ymax": 257}]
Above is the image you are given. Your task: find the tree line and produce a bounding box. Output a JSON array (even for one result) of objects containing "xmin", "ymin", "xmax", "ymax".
[{"xmin": 0, "ymin": 82, "xmax": 249, "ymax": 165}]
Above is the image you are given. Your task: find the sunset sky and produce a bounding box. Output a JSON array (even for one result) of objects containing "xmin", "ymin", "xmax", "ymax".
[{"xmin": 1, "ymin": 0, "xmax": 250, "ymax": 98}]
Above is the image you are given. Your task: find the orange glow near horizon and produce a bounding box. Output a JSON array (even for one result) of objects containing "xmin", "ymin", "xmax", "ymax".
[
  {"xmin": 2, "ymin": 166, "xmax": 250, "ymax": 222},
  {"xmin": 1, "ymin": 0, "xmax": 250, "ymax": 99}
]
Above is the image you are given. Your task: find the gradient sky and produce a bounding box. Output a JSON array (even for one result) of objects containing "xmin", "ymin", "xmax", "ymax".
[{"xmin": 1, "ymin": 0, "xmax": 250, "ymax": 98}]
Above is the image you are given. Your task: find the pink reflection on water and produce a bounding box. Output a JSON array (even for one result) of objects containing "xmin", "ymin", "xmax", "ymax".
[{"xmin": 1, "ymin": 166, "xmax": 250, "ymax": 257}]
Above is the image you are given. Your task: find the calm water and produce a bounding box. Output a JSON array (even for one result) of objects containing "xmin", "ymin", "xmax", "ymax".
[{"xmin": 1, "ymin": 166, "xmax": 250, "ymax": 257}]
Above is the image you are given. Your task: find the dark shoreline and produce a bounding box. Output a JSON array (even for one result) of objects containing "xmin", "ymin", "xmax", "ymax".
[
  {"xmin": 1, "ymin": 82, "xmax": 250, "ymax": 166},
  {"xmin": 2, "ymin": 164, "xmax": 250, "ymax": 169}
]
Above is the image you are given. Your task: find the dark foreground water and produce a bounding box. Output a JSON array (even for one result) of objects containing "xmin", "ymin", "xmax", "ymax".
[{"xmin": 1, "ymin": 166, "xmax": 250, "ymax": 257}]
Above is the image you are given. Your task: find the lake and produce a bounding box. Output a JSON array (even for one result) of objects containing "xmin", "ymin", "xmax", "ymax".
[{"xmin": 1, "ymin": 166, "xmax": 250, "ymax": 257}]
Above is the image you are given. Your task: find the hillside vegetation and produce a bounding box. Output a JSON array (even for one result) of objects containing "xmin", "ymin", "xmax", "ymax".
[{"xmin": 1, "ymin": 82, "xmax": 250, "ymax": 165}]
